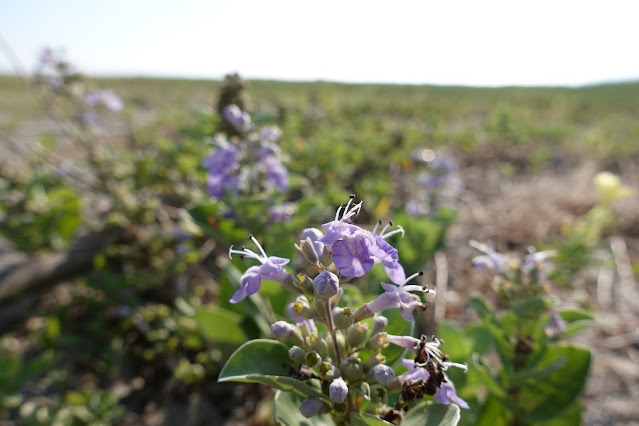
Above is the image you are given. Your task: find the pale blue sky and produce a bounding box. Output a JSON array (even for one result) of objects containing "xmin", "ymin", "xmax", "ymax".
[{"xmin": 2, "ymin": 0, "xmax": 638, "ymax": 86}]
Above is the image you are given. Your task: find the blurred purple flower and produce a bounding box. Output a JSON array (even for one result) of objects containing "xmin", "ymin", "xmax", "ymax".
[
  {"xmin": 259, "ymin": 125, "xmax": 283, "ymax": 142},
  {"xmin": 84, "ymin": 89, "xmax": 123, "ymax": 111},
  {"xmin": 260, "ymin": 156, "xmax": 288, "ymax": 192},
  {"xmin": 268, "ymin": 202, "xmax": 296, "ymax": 223},
  {"xmin": 470, "ymin": 240, "xmax": 510, "ymax": 273},
  {"xmin": 223, "ymin": 104, "xmax": 251, "ymax": 133},
  {"xmin": 203, "ymin": 142, "xmax": 242, "ymax": 198}
]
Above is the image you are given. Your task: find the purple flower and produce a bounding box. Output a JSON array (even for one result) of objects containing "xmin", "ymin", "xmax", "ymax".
[
  {"xmin": 320, "ymin": 198, "xmax": 404, "ymax": 278},
  {"xmin": 434, "ymin": 379, "xmax": 469, "ymax": 409},
  {"xmin": 223, "ymin": 104, "xmax": 251, "ymax": 133},
  {"xmin": 268, "ymin": 202, "xmax": 296, "ymax": 223},
  {"xmin": 329, "ymin": 377, "xmax": 348, "ymax": 403},
  {"xmin": 203, "ymin": 142, "xmax": 242, "ymax": 198},
  {"xmin": 331, "ymin": 230, "xmax": 378, "ymax": 277},
  {"xmin": 228, "ymin": 236, "xmax": 291, "ymax": 303},
  {"xmin": 522, "ymin": 248, "xmax": 556, "ymax": 277},
  {"xmin": 470, "ymin": 240, "xmax": 510, "ymax": 273},
  {"xmin": 84, "ymin": 89, "xmax": 124, "ymax": 111},
  {"xmin": 260, "ymin": 156, "xmax": 288, "ymax": 192},
  {"xmin": 367, "ymin": 269, "xmax": 433, "ymax": 321}
]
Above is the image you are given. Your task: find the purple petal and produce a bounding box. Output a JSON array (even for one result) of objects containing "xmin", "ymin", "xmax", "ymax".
[{"xmin": 332, "ymin": 239, "xmax": 374, "ymax": 277}]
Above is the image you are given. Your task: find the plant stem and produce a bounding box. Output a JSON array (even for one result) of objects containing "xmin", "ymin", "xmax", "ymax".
[{"xmin": 325, "ymin": 299, "xmax": 342, "ymax": 365}]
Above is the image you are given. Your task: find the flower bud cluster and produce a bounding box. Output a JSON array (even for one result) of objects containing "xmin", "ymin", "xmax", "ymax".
[{"xmin": 228, "ymin": 197, "xmax": 468, "ymax": 420}]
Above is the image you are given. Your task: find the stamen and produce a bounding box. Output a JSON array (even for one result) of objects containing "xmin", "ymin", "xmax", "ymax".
[
  {"xmin": 380, "ymin": 222, "xmax": 392, "ymax": 235},
  {"xmin": 335, "ymin": 204, "xmax": 344, "ymax": 221},
  {"xmin": 405, "ymin": 271, "xmax": 423, "ymax": 283},
  {"xmin": 379, "ymin": 224, "xmax": 405, "ymax": 239},
  {"xmin": 372, "ymin": 219, "xmax": 382, "ymax": 235},
  {"xmin": 250, "ymin": 235, "xmax": 268, "ymax": 259},
  {"xmin": 342, "ymin": 196, "xmax": 355, "ymax": 220}
]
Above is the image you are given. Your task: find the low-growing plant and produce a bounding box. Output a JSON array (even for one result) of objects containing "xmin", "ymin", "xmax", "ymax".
[{"xmin": 216, "ymin": 196, "xmax": 469, "ymax": 425}]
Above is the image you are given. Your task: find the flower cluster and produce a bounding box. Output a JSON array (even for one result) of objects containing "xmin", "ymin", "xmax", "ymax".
[
  {"xmin": 227, "ymin": 197, "xmax": 468, "ymax": 421},
  {"xmin": 32, "ymin": 47, "xmax": 124, "ymax": 128},
  {"xmin": 203, "ymin": 104, "xmax": 291, "ymax": 221},
  {"xmin": 470, "ymin": 239, "xmax": 557, "ymax": 299},
  {"xmin": 406, "ymin": 150, "xmax": 463, "ymax": 217}
]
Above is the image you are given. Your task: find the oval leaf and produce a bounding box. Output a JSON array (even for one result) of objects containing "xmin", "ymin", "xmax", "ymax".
[
  {"xmin": 219, "ymin": 339, "xmax": 329, "ymax": 401},
  {"xmin": 195, "ymin": 307, "xmax": 247, "ymax": 344},
  {"xmin": 402, "ymin": 401, "xmax": 461, "ymax": 426},
  {"xmin": 518, "ymin": 344, "xmax": 591, "ymax": 422}
]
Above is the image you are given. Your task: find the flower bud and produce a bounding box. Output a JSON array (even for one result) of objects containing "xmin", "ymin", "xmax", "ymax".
[
  {"xmin": 289, "ymin": 346, "xmax": 307, "ymax": 364},
  {"xmin": 332, "ymin": 307, "xmax": 353, "ymax": 329},
  {"xmin": 295, "ymin": 274, "xmax": 315, "ymax": 295},
  {"xmin": 346, "ymin": 322, "xmax": 369, "ymax": 348},
  {"xmin": 368, "ymin": 364, "xmax": 395, "ymax": 385},
  {"xmin": 371, "ymin": 315, "xmax": 388, "ymax": 335},
  {"xmin": 364, "ymin": 352, "xmax": 386, "ymax": 370},
  {"xmin": 352, "ymin": 304, "xmax": 374, "ymax": 323},
  {"xmin": 309, "ymin": 334, "xmax": 329, "ymax": 359},
  {"xmin": 299, "ymin": 398, "xmax": 329, "ymax": 418},
  {"xmin": 289, "ymin": 296, "xmax": 314, "ymax": 320},
  {"xmin": 365, "ymin": 332, "xmax": 389, "ymax": 350},
  {"xmin": 296, "ymin": 238, "xmax": 320, "ymax": 264},
  {"xmin": 313, "ymin": 271, "xmax": 339, "ymax": 298},
  {"xmin": 340, "ymin": 357, "xmax": 364, "ymax": 382},
  {"xmin": 329, "ymin": 377, "xmax": 349, "ymax": 403},
  {"xmin": 270, "ymin": 321, "xmax": 304, "ymax": 346},
  {"xmin": 369, "ymin": 384, "xmax": 388, "ymax": 404},
  {"xmin": 319, "ymin": 362, "xmax": 340, "ymax": 381},
  {"xmin": 306, "ymin": 351, "xmax": 322, "ymax": 368}
]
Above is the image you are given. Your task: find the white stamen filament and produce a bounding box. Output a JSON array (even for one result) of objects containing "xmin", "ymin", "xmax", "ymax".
[
  {"xmin": 372, "ymin": 220, "xmax": 382, "ymax": 235},
  {"xmin": 379, "ymin": 225, "xmax": 405, "ymax": 240},
  {"xmin": 250, "ymin": 235, "xmax": 268, "ymax": 258}
]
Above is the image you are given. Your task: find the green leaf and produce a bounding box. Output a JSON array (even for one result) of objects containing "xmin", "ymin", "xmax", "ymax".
[
  {"xmin": 468, "ymin": 296, "xmax": 494, "ymax": 320},
  {"xmin": 539, "ymin": 399, "xmax": 581, "ymax": 426},
  {"xmin": 219, "ymin": 339, "xmax": 329, "ymax": 402},
  {"xmin": 518, "ymin": 344, "xmax": 591, "ymax": 422},
  {"xmin": 195, "ymin": 307, "xmax": 247, "ymax": 344},
  {"xmin": 511, "ymin": 297, "xmax": 550, "ymax": 320},
  {"xmin": 402, "ymin": 401, "xmax": 461, "ymax": 426},
  {"xmin": 350, "ymin": 412, "xmax": 393, "ymax": 425},
  {"xmin": 438, "ymin": 321, "xmax": 472, "ymax": 360},
  {"xmin": 273, "ymin": 391, "xmax": 333, "ymax": 426},
  {"xmin": 475, "ymin": 396, "xmax": 510, "ymax": 426},
  {"xmin": 558, "ymin": 309, "xmax": 595, "ymax": 338}
]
